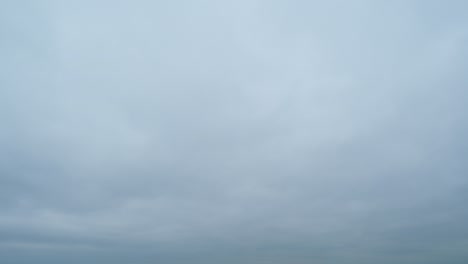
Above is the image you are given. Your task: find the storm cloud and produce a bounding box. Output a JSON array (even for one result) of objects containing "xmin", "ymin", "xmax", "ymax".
[{"xmin": 1, "ymin": 0, "xmax": 468, "ymax": 263}]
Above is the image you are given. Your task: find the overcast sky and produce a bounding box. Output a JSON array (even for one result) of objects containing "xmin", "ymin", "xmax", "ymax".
[{"xmin": 1, "ymin": 0, "xmax": 468, "ymax": 263}]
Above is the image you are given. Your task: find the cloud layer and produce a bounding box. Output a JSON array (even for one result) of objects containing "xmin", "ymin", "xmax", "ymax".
[{"xmin": 1, "ymin": 0, "xmax": 468, "ymax": 263}]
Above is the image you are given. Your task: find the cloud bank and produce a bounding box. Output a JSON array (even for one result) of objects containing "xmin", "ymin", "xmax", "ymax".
[{"xmin": 1, "ymin": 0, "xmax": 468, "ymax": 263}]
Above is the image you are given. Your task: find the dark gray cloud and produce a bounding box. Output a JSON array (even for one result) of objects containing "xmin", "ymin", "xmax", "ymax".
[{"xmin": 1, "ymin": 0, "xmax": 468, "ymax": 263}]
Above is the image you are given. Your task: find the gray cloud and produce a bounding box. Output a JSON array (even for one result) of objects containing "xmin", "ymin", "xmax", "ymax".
[{"xmin": 1, "ymin": 0, "xmax": 468, "ymax": 263}]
